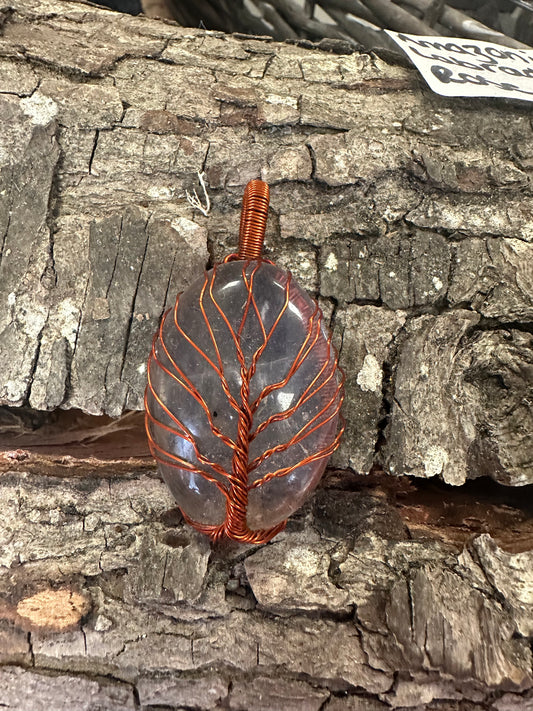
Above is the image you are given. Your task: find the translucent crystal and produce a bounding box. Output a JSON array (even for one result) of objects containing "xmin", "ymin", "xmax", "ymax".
[{"xmin": 146, "ymin": 260, "xmax": 341, "ymax": 531}]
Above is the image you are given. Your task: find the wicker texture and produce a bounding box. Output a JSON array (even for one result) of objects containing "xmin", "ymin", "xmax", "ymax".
[{"xmin": 142, "ymin": 0, "xmax": 533, "ymax": 49}]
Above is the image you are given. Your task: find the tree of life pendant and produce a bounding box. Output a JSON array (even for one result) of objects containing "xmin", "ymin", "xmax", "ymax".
[{"xmin": 145, "ymin": 180, "xmax": 344, "ymax": 543}]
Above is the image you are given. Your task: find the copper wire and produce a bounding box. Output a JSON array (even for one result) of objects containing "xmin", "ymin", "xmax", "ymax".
[
  {"xmin": 238, "ymin": 179, "xmax": 269, "ymax": 261},
  {"xmin": 145, "ymin": 180, "xmax": 344, "ymax": 545}
]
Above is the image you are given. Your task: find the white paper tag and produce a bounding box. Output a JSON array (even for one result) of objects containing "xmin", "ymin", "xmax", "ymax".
[{"xmin": 386, "ymin": 31, "xmax": 533, "ymax": 102}]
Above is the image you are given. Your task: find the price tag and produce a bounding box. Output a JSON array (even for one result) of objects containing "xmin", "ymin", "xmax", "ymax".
[{"xmin": 386, "ymin": 31, "xmax": 533, "ymax": 102}]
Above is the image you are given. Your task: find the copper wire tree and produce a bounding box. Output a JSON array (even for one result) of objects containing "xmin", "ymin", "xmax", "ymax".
[{"xmin": 145, "ymin": 180, "xmax": 344, "ymax": 544}]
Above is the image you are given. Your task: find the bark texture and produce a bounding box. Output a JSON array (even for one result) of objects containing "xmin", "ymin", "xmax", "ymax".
[
  {"xmin": 0, "ymin": 470, "xmax": 532, "ymax": 711},
  {"xmin": 0, "ymin": 0, "xmax": 532, "ymax": 487},
  {"xmin": 0, "ymin": 1, "xmax": 532, "ymax": 709}
]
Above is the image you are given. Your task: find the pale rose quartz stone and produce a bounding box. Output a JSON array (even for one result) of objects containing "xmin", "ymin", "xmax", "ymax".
[{"xmin": 146, "ymin": 260, "xmax": 341, "ymax": 530}]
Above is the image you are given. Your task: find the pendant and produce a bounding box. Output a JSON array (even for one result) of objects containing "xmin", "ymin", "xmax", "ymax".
[{"xmin": 145, "ymin": 180, "xmax": 344, "ymax": 544}]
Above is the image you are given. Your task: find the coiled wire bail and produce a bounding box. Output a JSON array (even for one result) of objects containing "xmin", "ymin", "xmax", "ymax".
[{"xmin": 238, "ymin": 179, "xmax": 270, "ymax": 260}]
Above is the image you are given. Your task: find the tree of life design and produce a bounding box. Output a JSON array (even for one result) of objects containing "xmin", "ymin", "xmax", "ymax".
[{"xmin": 145, "ymin": 257, "xmax": 344, "ymax": 544}]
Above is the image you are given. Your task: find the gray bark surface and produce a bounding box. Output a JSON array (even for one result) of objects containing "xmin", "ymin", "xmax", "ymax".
[
  {"xmin": 0, "ymin": 2, "xmax": 532, "ymax": 709},
  {"xmin": 0, "ymin": 0, "xmax": 532, "ymax": 487},
  {"xmin": 0, "ymin": 470, "xmax": 532, "ymax": 709}
]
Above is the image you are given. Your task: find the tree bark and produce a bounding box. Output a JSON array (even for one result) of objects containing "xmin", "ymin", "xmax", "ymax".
[{"xmin": 0, "ymin": 1, "xmax": 532, "ymax": 708}]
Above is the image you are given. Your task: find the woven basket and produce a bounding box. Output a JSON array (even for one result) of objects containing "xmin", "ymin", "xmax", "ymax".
[{"xmin": 141, "ymin": 0, "xmax": 532, "ymax": 50}]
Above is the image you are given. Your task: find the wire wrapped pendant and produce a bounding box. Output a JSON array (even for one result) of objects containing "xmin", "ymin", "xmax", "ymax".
[{"xmin": 145, "ymin": 180, "xmax": 344, "ymax": 544}]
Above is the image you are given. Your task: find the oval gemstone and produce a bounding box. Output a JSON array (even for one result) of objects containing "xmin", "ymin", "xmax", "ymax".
[{"xmin": 145, "ymin": 259, "xmax": 343, "ymax": 539}]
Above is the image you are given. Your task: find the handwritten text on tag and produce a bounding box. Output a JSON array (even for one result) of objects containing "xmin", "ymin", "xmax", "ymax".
[{"xmin": 386, "ymin": 32, "xmax": 533, "ymax": 102}]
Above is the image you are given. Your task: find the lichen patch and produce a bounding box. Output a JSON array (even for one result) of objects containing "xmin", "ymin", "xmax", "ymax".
[
  {"xmin": 356, "ymin": 354, "xmax": 382, "ymax": 393},
  {"xmin": 20, "ymin": 92, "xmax": 58, "ymax": 125},
  {"xmin": 423, "ymin": 445, "xmax": 449, "ymax": 478},
  {"xmin": 324, "ymin": 252, "xmax": 338, "ymax": 272}
]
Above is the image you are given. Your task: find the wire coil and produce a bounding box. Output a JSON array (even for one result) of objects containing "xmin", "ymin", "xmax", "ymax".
[{"xmin": 238, "ymin": 179, "xmax": 270, "ymax": 261}]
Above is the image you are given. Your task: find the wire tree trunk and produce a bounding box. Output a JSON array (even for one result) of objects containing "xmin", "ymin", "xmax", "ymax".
[{"xmin": 0, "ymin": 1, "xmax": 532, "ymax": 709}]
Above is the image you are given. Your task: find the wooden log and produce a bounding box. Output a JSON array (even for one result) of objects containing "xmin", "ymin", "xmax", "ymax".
[
  {"xmin": 0, "ymin": 469, "xmax": 532, "ymax": 709},
  {"xmin": 0, "ymin": 0, "xmax": 531, "ymax": 488},
  {"xmin": 0, "ymin": 1, "xmax": 532, "ymax": 707}
]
